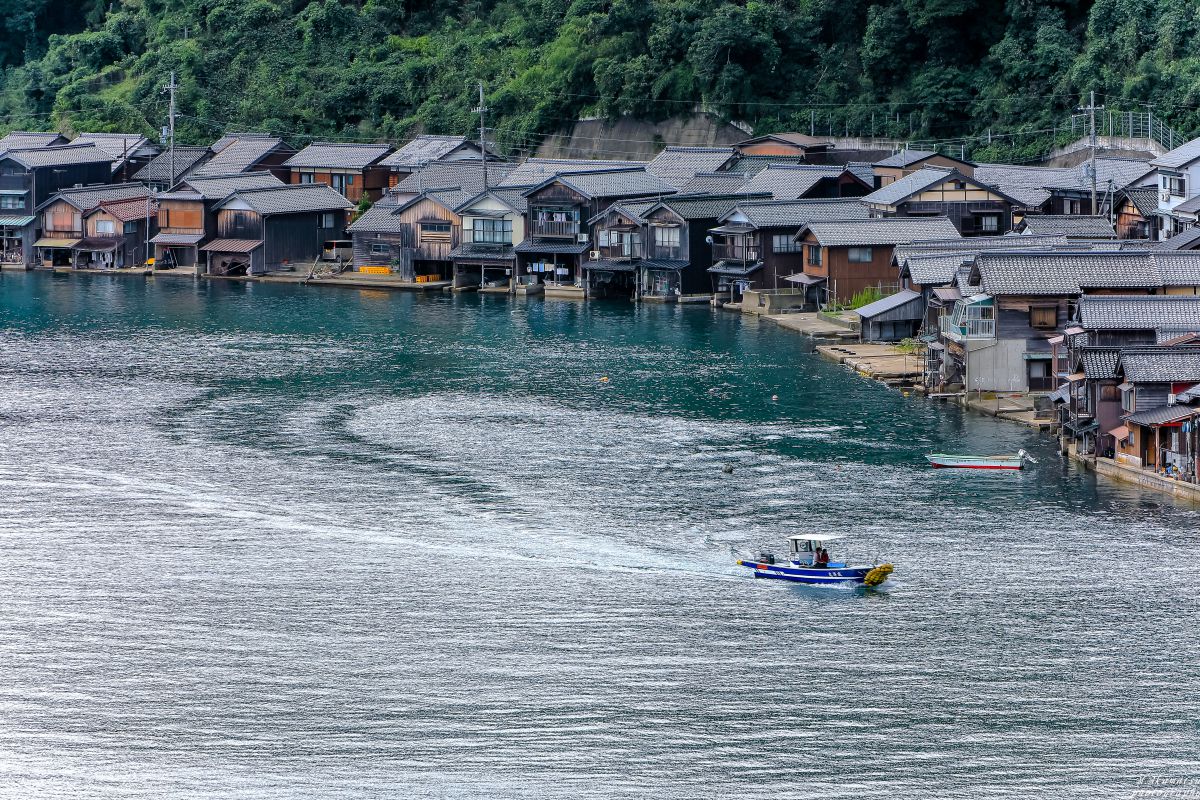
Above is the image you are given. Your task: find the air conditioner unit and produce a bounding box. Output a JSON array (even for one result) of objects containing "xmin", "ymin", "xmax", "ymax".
[
  {"xmin": 1162, "ymin": 192, "xmax": 1173, "ymax": 202},
  {"xmin": 577, "ymin": 234, "xmax": 589, "ymax": 243},
  {"xmin": 589, "ymin": 250, "xmax": 600, "ymax": 261},
  {"xmin": 1168, "ymin": 392, "xmax": 1177, "ymax": 406}
]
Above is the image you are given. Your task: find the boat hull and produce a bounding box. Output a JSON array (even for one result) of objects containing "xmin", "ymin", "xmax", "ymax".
[
  {"xmin": 926, "ymin": 454, "xmax": 1023, "ymax": 469},
  {"xmin": 737, "ymin": 560, "xmax": 874, "ymax": 585}
]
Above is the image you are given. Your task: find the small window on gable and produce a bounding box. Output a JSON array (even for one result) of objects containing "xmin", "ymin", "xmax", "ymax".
[{"xmin": 1030, "ymin": 305, "xmax": 1057, "ymax": 329}]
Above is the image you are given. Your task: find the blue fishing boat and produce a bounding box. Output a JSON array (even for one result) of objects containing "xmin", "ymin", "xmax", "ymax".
[{"xmin": 737, "ymin": 534, "xmax": 893, "ymax": 586}]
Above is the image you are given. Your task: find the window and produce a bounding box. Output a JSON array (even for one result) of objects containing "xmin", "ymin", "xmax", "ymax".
[
  {"xmin": 371, "ymin": 242, "xmax": 390, "ymax": 255},
  {"xmin": 96, "ymin": 220, "xmax": 115, "ymax": 234},
  {"xmin": 471, "ymin": 217, "xmax": 512, "ymax": 245},
  {"xmin": 422, "ymin": 223, "xmax": 451, "ymax": 233},
  {"xmin": 123, "ymin": 221, "xmax": 137, "ymax": 234},
  {"xmin": 979, "ymin": 215, "xmax": 999, "ymax": 233},
  {"xmin": 806, "ymin": 244, "xmax": 822, "ymax": 266},
  {"xmin": 319, "ymin": 212, "xmax": 337, "ymax": 228},
  {"xmin": 771, "ymin": 234, "xmax": 800, "ymax": 253},
  {"xmin": 847, "ymin": 247, "xmax": 874, "ymax": 263},
  {"xmin": 654, "ymin": 226, "xmax": 681, "ymax": 258},
  {"xmin": 331, "ymin": 173, "xmax": 353, "ymax": 194},
  {"xmin": 299, "ymin": 172, "xmax": 316, "ymax": 184},
  {"xmin": 0, "ymin": 195, "xmax": 23, "ymax": 210},
  {"xmin": 1030, "ymin": 305, "xmax": 1057, "ymax": 329},
  {"xmin": 1164, "ymin": 175, "xmax": 1186, "ymax": 198}
]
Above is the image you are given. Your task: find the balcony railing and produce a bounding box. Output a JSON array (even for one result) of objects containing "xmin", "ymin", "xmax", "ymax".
[
  {"xmin": 532, "ymin": 220, "xmax": 580, "ymax": 238},
  {"xmin": 596, "ymin": 245, "xmax": 644, "ymax": 260},
  {"xmin": 939, "ymin": 314, "xmax": 995, "ymax": 341},
  {"xmin": 712, "ymin": 243, "xmax": 759, "ymax": 262}
]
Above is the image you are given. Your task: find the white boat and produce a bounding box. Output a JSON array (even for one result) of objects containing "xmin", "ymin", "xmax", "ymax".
[{"xmin": 925, "ymin": 449, "xmax": 1037, "ymax": 470}]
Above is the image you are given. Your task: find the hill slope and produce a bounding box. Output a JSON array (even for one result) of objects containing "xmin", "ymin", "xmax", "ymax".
[{"xmin": 1, "ymin": 0, "xmax": 1198, "ymax": 160}]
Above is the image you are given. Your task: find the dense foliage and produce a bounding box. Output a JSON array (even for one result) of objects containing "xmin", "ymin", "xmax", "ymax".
[{"xmin": 2, "ymin": 0, "xmax": 1200, "ymax": 160}]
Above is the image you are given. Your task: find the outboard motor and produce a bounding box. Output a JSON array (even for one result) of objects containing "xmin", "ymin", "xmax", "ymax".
[{"xmin": 758, "ymin": 551, "xmax": 776, "ymax": 565}]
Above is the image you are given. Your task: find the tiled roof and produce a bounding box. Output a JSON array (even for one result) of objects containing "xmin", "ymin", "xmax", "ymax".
[
  {"xmin": 1124, "ymin": 186, "xmax": 1161, "ymax": 218},
  {"xmin": 514, "ymin": 240, "xmax": 590, "ymax": 254},
  {"xmin": 1174, "ymin": 195, "xmax": 1200, "ymax": 214},
  {"xmin": 1079, "ymin": 295, "xmax": 1200, "ymax": 330},
  {"xmin": 863, "ymin": 167, "xmax": 956, "ymax": 205},
  {"xmin": 737, "ymin": 165, "xmax": 845, "ymax": 200},
  {"xmin": 537, "ymin": 168, "xmax": 675, "ymax": 200},
  {"xmin": 1080, "ymin": 347, "xmax": 1121, "ymax": 379},
  {"xmin": 1154, "ymin": 252, "xmax": 1200, "ymax": 286},
  {"xmin": 381, "ymin": 135, "xmax": 470, "ymax": 169},
  {"xmin": 973, "ymin": 164, "xmax": 1077, "ymax": 207},
  {"xmin": 1126, "ymin": 403, "xmax": 1200, "ymax": 426},
  {"xmin": 1158, "ymin": 228, "xmax": 1200, "ymax": 251},
  {"xmin": 90, "ymin": 196, "xmax": 157, "ymax": 222},
  {"xmin": 394, "ymin": 161, "xmax": 514, "ymax": 195},
  {"xmin": 846, "ymin": 162, "xmax": 876, "ymax": 185},
  {"xmin": 898, "ymin": 252, "xmax": 975, "ymax": 286},
  {"xmin": 180, "ymin": 171, "xmax": 286, "ymax": 200},
  {"xmin": 737, "ymin": 132, "xmax": 832, "ymax": 148},
  {"xmin": 656, "ymin": 193, "xmax": 749, "ymax": 220},
  {"xmin": 283, "ymin": 142, "xmax": 393, "ymax": 170},
  {"xmin": 216, "ymin": 183, "xmax": 353, "ymax": 215},
  {"xmin": 346, "ymin": 204, "xmax": 404, "ymax": 234},
  {"xmin": 193, "ymin": 136, "xmax": 287, "ymax": 176},
  {"xmin": 1094, "ymin": 158, "xmax": 1155, "ymax": 190},
  {"xmin": 71, "ymin": 132, "xmax": 150, "ymax": 162},
  {"xmin": 802, "ymin": 216, "xmax": 960, "ymax": 247},
  {"xmin": 3, "ymin": 143, "xmax": 112, "ymax": 169},
  {"xmin": 453, "ymin": 187, "xmax": 529, "ymax": 215},
  {"xmin": 720, "ymin": 154, "xmax": 811, "ymax": 177},
  {"xmin": 974, "ymin": 251, "xmax": 1164, "ymax": 295},
  {"xmin": 1020, "ymin": 215, "xmax": 1117, "ymax": 239},
  {"xmin": 855, "ymin": 289, "xmax": 923, "ymax": 319},
  {"xmin": 678, "ymin": 171, "xmax": 749, "ymax": 194},
  {"xmin": 0, "ymin": 131, "xmax": 66, "ymax": 152},
  {"xmin": 1118, "ymin": 346, "xmax": 1200, "ymax": 383},
  {"xmin": 589, "ymin": 199, "xmax": 659, "ymax": 225},
  {"xmin": 39, "ymin": 182, "xmax": 149, "ymax": 212},
  {"xmin": 1151, "ymin": 137, "xmax": 1200, "ymax": 170},
  {"xmin": 211, "ymin": 132, "xmax": 267, "ymax": 152},
  {"xmin": 875, "ymin": 148, "xmax": 971, "ymax": 168},
  {"xmin": 719, "ymin": 198, "xmax": 871, "ymax": 229},
  {"xmin": 132, "ymin": 146, "xmax": 211, "ymax": 184},
  {"xmin": 645, "ymin": 146, "xmax": 734, "ymax": 189},
  {"xmin": 497, "ymin": 158, "xmax": 645, "ymax": 188}
]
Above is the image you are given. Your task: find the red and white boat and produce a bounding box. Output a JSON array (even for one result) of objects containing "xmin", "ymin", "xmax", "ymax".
[{"xmin": 925, "ymin": 449, "xmax": 1036, "ymax": 470}]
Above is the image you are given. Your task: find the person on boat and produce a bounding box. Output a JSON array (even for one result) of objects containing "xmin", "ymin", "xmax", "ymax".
[{"xmin": 813, "ymin": 546, "xmax": 830, "ymax": 569}]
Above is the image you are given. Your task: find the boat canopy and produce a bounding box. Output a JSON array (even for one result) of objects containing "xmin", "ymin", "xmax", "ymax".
[{"xmin": 787, "ymin": 534, "xmax": 843, "ymax": 542}]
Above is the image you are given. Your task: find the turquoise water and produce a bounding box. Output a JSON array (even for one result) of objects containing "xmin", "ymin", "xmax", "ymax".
[{"xmin": 0, "ymin": 271, "xmax": 1197, "ymax": 798}]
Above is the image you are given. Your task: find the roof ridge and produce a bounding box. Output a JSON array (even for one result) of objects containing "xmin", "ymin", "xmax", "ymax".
[{"xmin": 7, "ymin": 142, "xmax": 98, "ymax": 153}]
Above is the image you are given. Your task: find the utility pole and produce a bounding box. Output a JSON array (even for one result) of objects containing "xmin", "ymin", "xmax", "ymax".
[
  {"xmin": 472, "ymin": 81, "xmax": 489, "ymax": 190},
  {"xmin": 162, "ymin": 72, "xmax": 177, "ymax": 188},
  {"xmin": 1078, "ymin": 91, "xmax": 1104, "ymax": 214}
]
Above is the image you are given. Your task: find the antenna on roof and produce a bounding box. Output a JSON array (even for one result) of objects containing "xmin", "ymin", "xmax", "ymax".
[{"xmin": 473, "ymin": 81, "xmax": 489, "ymax": 191}]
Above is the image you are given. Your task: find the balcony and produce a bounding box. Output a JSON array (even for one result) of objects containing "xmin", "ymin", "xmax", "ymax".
[
  {"xmin": 711, "ymin": 243, "xmax": 759, "ymax": 262},
  {"xmin": 596, "ymin": 244, "xmax": 644, "ymax": 261},
  {"xmin": 531, "ymin": 219, "xmax": 580, "ymax": 238},
  {"xmin": 939, "ymin": 313, "xmax": 995, "ymax": 342}
]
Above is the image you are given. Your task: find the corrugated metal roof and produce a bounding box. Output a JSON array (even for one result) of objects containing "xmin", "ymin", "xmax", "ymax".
[
  {"xmin": 283, "ymin": 142, "xmax": 393, "ymax": 170},
  {"xmin": 151, "ymin": 232, "xmax": 204, "ymax": 245},
  {"xmin": 90, "ymin": 196, "xmax": 157, "ymax": 222},
  {"xmin": 707, "ymin": 260, "xmax": 764, "ymax": 276},
  {"xmin": 514, "ymin": 240, "xmax": 590, "ymax": 254},
  {"xmin": 449, "ymin": 243, "xmax": 515, "ymax": 261},
  {"xmin": 802, "ymin": 216, "xmax": 960, "ymax": 247},
  {"xmin": 0, "ymin": 215, "xmax": 34, "ymax": 227},
  {"xmin": 854, "ymin": 289, "xmax": 923, "ymax": 319},
  {"xmin": 199, "ymin": 238, "xmax": 263, "ymax": 253},
  {"xmin": 645, "ymin": 146, "xmax": 734, "ymax": 189},
  {"xmin": 217, "ymin": 184, "xmax": 352, "ymax": 215},
  {"xmin": 1151, "ymin": 137, "xmax": 1200, "ymax": 170}
]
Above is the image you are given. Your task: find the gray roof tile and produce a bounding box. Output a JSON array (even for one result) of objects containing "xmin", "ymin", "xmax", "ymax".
[
  {"xmin": 1079, "ymin": 295, "xmax": 1200, "ymax": 330},
  {"xmin": 71, "ymin": 133, "xmax": 150, "ymax": 163},
  {"xmin": 193, "ymin": 136, "xmax": 287, "ymax": 176},
  {"xmin": 737, "ymin": 165, "xmax": 845, "ymax": 200},
  {"xmin": 217, "ymin": 183, "xmax": 352, "ymax": 215},
  {"xmin": 720, "ymin": 198, "xmax": 871, "ymax": 229},
  {"xmin": 3, "ymin": 143, "xmax": 112, "ymax": 169},
  {"xmin": 381, "ymin": 135, "xmax": 471, "ymax": 169},
  {"xmin": 1081, "ymin": 347, "xmax": 1121, "ymax": 379},
  {"xmin": 875, "ymin": 149, "xmax": 942, "ymax": 168},
  {"xmin": 132, "ymin": 146, "xmax": 211, "ymax": 184},
  {"xmin": 677, "ymin": 171, "xmax": 749, "ymax": 194},
  {"xmin": 180, "ymin": 171, "xmax": 286, "ymax": 199},
  {"xmin": 645, "ymin": 146, "xmax": 734, "ymax": 188},
  {"xmin": 1158, "ymin": 228, "xmax": 1200, "ymax": 251},
  {"xmin": 973, "ymin": 164, "xmax": 1077, "ymax": 207},
  {"xmin": 394, "ymin": 161, "xmax": 514, "ymax": 195},
  {"xmin": 803, "ymin": 216, "xmax": 960, "ymax": 247},
  {"xmin": 536, "ymin": 168, "xmax": 675, "ymax": 200},
  {"xmin": 1020, "ymin": 215, "xmax": 1117, "ymax": 238},
  {"xmin": 1118, "ymin": 346, "xmax": 1200, "ymax": 383},
  {"xmin": 863, "ymin": 167, "xmax": 955, "ymax": 206},
  {"xmin": 1124, "ymin": 186, "xmax": 1161, "ymax": 218},
  {"xmin": 346, "ymin": 204, "xmax": 406, "ymax": 233},
  {"xmin": 0, "ymin": 131, "xmax": 66, "ymax": 153},
  {"xmin": 284, "ymin": 142, "xmax": 393, "ymax": 170},
  {"xmin": 497, "ymin": 158, "xmax": 645, "ymax": 188},
  {"xmin": 974, "ymin": 251, "xmax": 1166, "ymax": 295},
  {"xmin": 38, "ymin": 182, "xmax": 149, "ymax": 212}
]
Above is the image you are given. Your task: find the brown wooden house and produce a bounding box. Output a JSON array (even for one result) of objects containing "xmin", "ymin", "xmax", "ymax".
[
  {"xmin": 346, "ymin": 188, "xmax": 466, "ymax": 284},
  {"xmin": 33, "ymin": 182, "xmax": 151, "ymax": 267},
  {"xmin": 873, "ymin": 149, "xmax": 975, "ymax": 186},
  {"xmin": 862, "ymin": 168, "xmax": 1020, "ymax": 236},
  {"xmin": 151, "ymin": 172, "xmax": 285, "ymax": 269},
  {"xmin": 283, "ymin": 142, "xmax": 394, "ymax": 202},
  {"xmin": 75, "ymin": 196, "xmax": 158, "ymax": 269}
]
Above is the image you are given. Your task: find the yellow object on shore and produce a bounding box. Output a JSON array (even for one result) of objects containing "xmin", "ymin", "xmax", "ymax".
[
  {"xmin": 360, "ymin": 266, "xmax": 390, "ymax": 275},
  {"xmin": 863, "ymin": 563, "xmax": 893, "ymax": 587}
]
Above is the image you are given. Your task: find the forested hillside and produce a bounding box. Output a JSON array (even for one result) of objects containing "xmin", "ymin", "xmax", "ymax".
[{"xmin": 2, "ymin": 0, "xmax": 1200, "ymax": 159}]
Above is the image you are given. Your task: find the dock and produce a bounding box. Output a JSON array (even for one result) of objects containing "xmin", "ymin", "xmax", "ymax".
[
  {"xmin": 814, "ymin": 342, "xmax": 923, "ymax": 385},
  {"xmin": 761, "ymin": 312, "xmax": 858, "ymax": 341}
]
